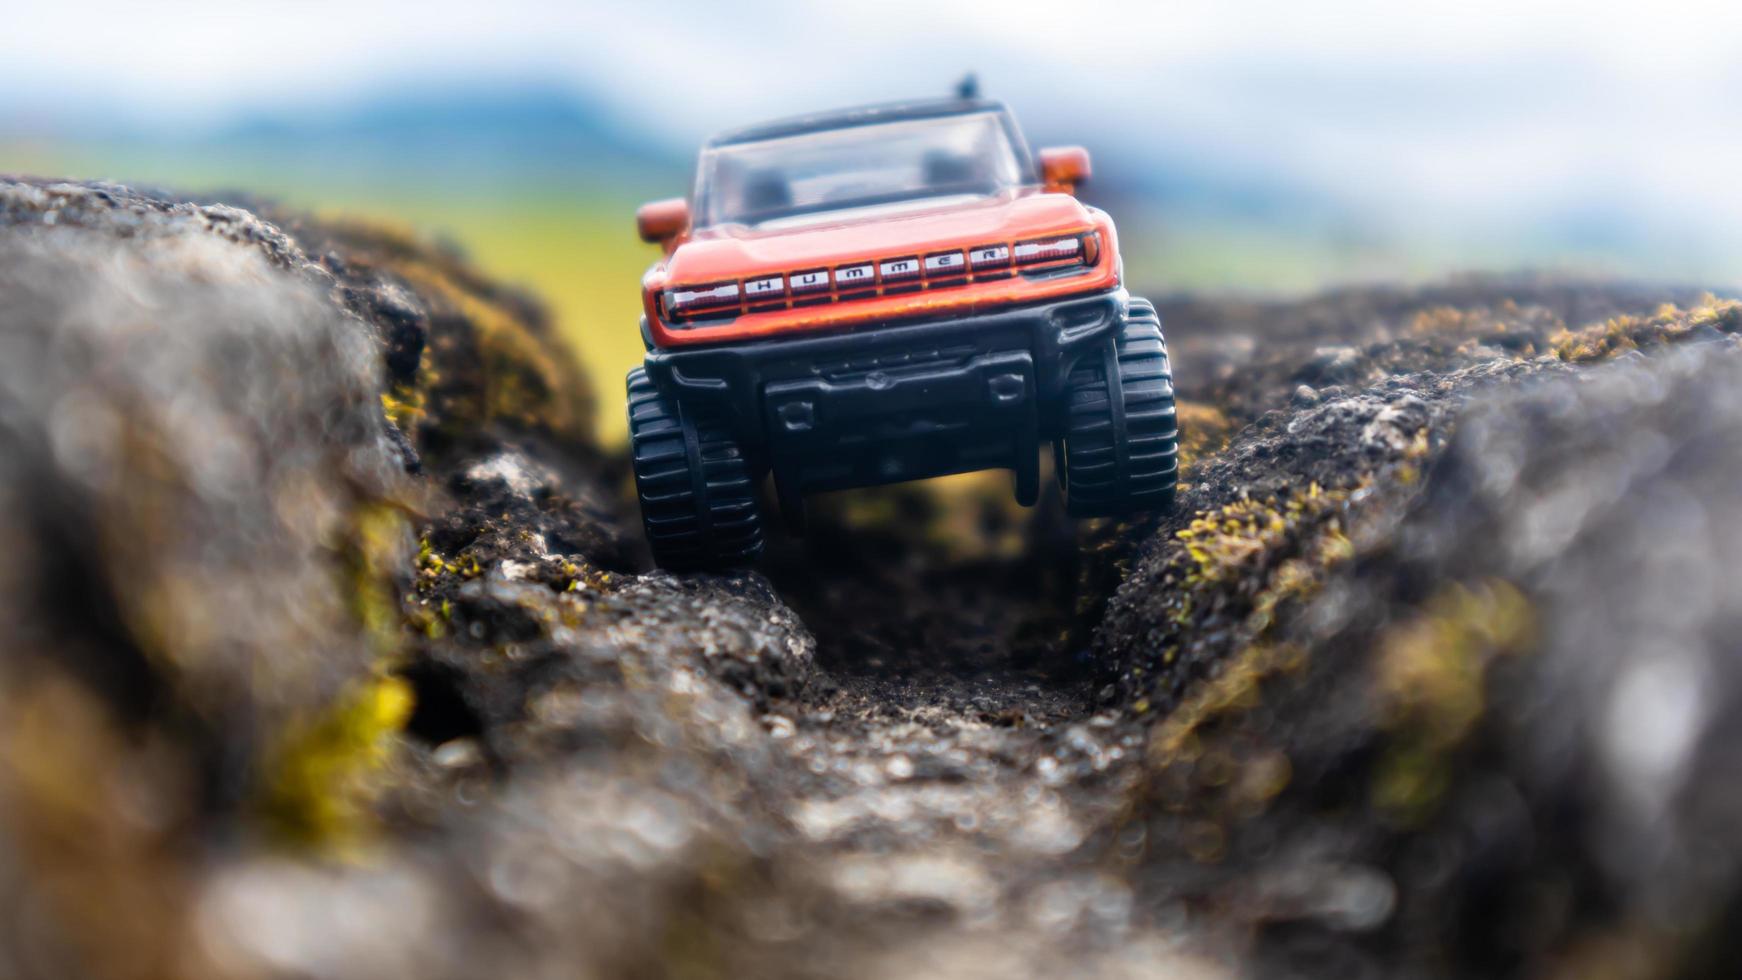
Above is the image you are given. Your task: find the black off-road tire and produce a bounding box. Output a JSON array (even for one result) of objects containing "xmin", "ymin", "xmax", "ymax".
[
  {"xmin": 1058, "ymin": 297, "xmax": 1179, "ymax": 518},
  {"xmin": 627, "ymin": 367, "xmax": 764, "ymax": 571}
]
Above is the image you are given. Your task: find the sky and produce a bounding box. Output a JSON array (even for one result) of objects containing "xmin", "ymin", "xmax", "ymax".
[{"xmin": 4, "ymin": 0, "xmax": 1739, "ymax": 284}]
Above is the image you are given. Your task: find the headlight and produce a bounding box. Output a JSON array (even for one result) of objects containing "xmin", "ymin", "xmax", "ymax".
[
  {"xmin": 1014, "ymin": 233, "xmax": 1090, "ymax": 268},
  {"xmin": 662, "ymin": 281, "xmax": 740, "ymax": 320}
]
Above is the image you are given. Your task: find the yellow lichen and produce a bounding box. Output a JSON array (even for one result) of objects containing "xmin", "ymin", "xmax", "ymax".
[
  {"xmin": 0, "ymin": 676, "xmax": 196, "ymax": 977},
  {"xmin": 416, "ymin": 535, "xmax": 481, "ymax": 584},
  {"xmin": 1406, "ymin": 301, "xmax": 1557, "ymax": 357},
  {"xmin": 392, "ymin": 258, "xmax": 590, "ymax": 440},
  {"xmin": 380, "ymin": 383, "xmax": 426, "ymax": 432},
  {"xmin": 344, "ymin": 502, "xmax": 414, "ymax": 657},
  {"xmin": 1175, "ymin": 401, "xmax": 1234, "ymax": 474},
  {"xmin": 1175, "ymin": 483, "xmax": 1348, "ymax": 600},
  {"xmin": 1229, "ymin": 749, "xmax": 1293, "ymax": 818},
  {"xmin": 1145, "ymin": 483, "xmax": 1359, "ymax": 790},
  {"xmin": 253, "ymin": 500, "xmax": 419, "ymax": 849},
  {"xmin": 1149, "ymin": 642, "xmax": 1307, "ymax": 764},
  {"xmin": 1550, "ymin": 297, "xmax": 1741, "ymax": 363},
  {"xmin": 1371, "ymin": 579, "xmax": 1535, "ymax": 824},
  {"xmin": 255, "ymin": 672, "xmax": 415, "ymax": 850}
]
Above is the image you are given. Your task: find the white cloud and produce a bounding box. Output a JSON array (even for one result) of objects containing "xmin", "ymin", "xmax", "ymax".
[{"xmin": 4, "ymin": 0, "xmax": 1740, "ymax": 248}]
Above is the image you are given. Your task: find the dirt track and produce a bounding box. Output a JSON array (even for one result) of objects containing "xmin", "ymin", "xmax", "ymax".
[{"xmin": 4, "ymin": 179, "xmax": 1742, "ymax": 979}]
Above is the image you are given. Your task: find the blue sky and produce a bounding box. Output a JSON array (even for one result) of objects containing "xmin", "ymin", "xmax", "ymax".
[{"xmin": 4, "ymin": 0, "xmax": 1739, "ymax": 286}]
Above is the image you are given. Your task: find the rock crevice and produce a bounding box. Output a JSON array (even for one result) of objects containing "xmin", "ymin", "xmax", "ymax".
[{"xmin": 4, "ymin": 179, "xmax": 1742, "ymax": 979}]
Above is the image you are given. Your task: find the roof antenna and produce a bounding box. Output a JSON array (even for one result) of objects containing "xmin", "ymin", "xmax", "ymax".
[{"xmin": 955, "ymin": 73, "xmax": 980, "ymax": 100}]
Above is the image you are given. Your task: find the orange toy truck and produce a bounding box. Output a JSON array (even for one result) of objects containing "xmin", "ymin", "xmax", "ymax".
[{"xmin": 628, "ymin": 89, "xmax": 1178, "ymax": 570}]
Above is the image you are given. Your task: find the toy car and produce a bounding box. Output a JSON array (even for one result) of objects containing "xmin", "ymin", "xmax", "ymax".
[{"xmin": 627, "ymin": 90, "xmax": 1177, "ymax": 570}]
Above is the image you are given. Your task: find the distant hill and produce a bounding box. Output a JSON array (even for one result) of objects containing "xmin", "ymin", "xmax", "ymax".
[
  {"xmin": 200, "ymin": 84, "xmax": 688, "ymax": 189},
  {"xmin": 0, "ymin": 83, "xmax": 689, "ymax": 195}
]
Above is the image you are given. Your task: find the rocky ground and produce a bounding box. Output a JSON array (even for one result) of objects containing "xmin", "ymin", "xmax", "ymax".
[{"xmin": 2, "ymin": 178, "xmax": 1740, "ymax": 979}]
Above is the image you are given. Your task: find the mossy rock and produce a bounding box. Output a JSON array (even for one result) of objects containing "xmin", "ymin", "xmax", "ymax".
[{"xmin": 0, "ymin": 178, "xmax": 614, "ymax": 975}]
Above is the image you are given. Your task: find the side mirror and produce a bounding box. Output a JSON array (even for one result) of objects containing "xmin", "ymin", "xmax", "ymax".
[
  {"xmin": 1037, "ymin": 146, "xmax": 1091, "ymax": 194},
  {"xmin": 636, "ymin": 198, "xmax": 690, "ymax": 248}
]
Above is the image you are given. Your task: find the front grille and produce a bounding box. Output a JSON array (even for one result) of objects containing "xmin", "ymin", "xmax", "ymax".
[
  {"xmin": 662, "ymin": 230, "xmax": 1098, "ymax": 324},
  {"xmin": 816, "ymin": 342, "xmax": 978, "ymax": 382}
]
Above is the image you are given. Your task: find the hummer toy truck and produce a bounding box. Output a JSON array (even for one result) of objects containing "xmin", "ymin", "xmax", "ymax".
[{"xmin": 628, "ymin": 91, "xmax": 1178, "ymax": 570}]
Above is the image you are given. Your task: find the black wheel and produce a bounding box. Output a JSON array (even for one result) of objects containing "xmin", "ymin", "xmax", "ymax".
[
  {"xmin": 627, "ymin": 367, "xmax": 764, "ymax": 571},
  {"xmin": 1058, "ymin": 297, "xmax": 1179, "ymax": 518}
]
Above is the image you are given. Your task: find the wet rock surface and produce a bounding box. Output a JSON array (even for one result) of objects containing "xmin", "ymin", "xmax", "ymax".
[{"xmin": 3, "ymin": 179, "xmax": 1742, "ymax": 979}]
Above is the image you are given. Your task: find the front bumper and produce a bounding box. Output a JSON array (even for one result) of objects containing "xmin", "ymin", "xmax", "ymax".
[{"xmin": 641, "ymin": 288, "xmax": 1128, "ymax": 500}]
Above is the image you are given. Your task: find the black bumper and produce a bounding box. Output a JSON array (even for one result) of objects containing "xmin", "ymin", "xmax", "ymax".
[{"xmin": 641, "ymin": 288, "xmax": 1128, "ymax": 501}]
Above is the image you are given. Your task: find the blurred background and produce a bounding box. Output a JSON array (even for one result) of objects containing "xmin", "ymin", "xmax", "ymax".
[{"xmin": 6, "ymin": 0, "xmax": 1738, "ymax": 441}]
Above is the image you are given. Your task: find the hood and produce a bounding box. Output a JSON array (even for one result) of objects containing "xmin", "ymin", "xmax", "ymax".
[{"xmin": 658, "ymin": 190, "xmax": 1097, "ymax": 287}]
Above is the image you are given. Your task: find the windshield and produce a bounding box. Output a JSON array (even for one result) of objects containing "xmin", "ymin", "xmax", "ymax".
[{"xmin": 696, "ymin": 111, "xmax": 1026, "ymax": 228}]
